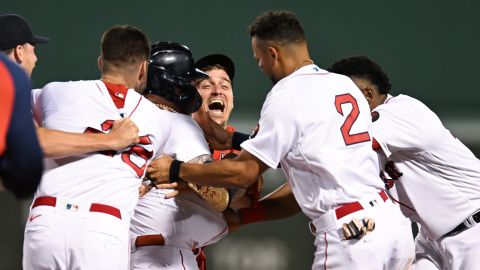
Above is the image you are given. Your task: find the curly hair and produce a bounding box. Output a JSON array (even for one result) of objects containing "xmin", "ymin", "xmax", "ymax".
[
  {"xmin": 328, "ymin": 56, "xmax": 391, "ymax": 94},
  {"xmin": 248, "ymin": 10, "xmax": 305, "ymax": 45}
]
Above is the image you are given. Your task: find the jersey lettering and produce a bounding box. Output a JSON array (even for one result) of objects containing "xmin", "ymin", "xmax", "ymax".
[
  {"xmin": 335, "ymin": 94, "xmax": 371, "ymax": 145},
  {"xmin": 121, "ymin": 135, "xmax": 153, "ymax": 177},
  {"xmin": 85, "ymin": 120, "xmax": 153, "ymax": 177}
]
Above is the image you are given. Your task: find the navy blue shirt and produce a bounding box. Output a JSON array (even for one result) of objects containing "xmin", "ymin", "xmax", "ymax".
[{"xmin": 0, "ymin": 53, "xmax": 43, "ymax": 198}]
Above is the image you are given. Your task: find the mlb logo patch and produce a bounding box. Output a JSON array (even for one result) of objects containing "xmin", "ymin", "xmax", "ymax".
[{"xmin": 65, "ymin": 203, "xmax": 79, "ymax": 211}]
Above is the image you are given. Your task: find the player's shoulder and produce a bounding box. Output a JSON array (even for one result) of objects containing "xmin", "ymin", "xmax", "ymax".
[
  {"xmin": 171, "ymin": 113, "xmax": 203, "ymax": 132},
  {"xmin": 286, "ymin": 66, "xmax": 355, "ymax": 92},
  {"xmin": 42, "ymin": 79, "xmax": 99, "ymax": 92},
  {"xmin": 376, "ymin": 94, "xmax": 429, "ymax": 113}
]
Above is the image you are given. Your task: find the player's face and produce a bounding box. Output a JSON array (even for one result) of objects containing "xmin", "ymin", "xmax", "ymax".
[
  {"xmin": 251, "ymin": 37, "xmax": 277, "ymax": 84},
  {"xmin": 193, "ymin": 68, "xmax": 234, "ymax": 126},
  {"xmin": 19, "ymin": 43, "xmax": 37, "ymax": 77}
]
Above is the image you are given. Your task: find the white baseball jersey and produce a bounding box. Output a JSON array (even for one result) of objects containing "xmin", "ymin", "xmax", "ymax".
[
  {"xmin": 372, "ymin": 94, "xmax": 480, "ymax": 240},
  {"xmin": 241, "ymin": 65, "xmax": 414, "ymax": 269},
  {"xmin": 242, "ymin": 65, "xmax": 384, "ymax": 219},
  {"xmin": 32, "ymin": 80, "xmax": 173, "ymax": 214},
  {"xmin": 130, "ymin": 116, "xmax": 228, "ymax": 269},
  {"xmin": 24, "ymin": 80, "xmax": 201, "ymax": 270}
]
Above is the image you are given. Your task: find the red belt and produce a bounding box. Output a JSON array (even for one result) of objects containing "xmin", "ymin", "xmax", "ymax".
[
  {"xmin": 135, "ymin": 234, "xmax": 165, "ymax": 247},
  {"xmin": 335, "ymin": 191, "xmax": 389, "ymax": 219},
  {"xmin": 32, "ymin": 196, "xmax": 122, "ymax": 220}
]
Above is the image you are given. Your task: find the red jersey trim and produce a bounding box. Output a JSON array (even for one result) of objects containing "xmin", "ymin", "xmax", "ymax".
[
  {"xmin": 0, "ymin": 61, "xmax": 15, "ymax": 154},
  {"xmin": 212, "ymin": 125, "xmax": 240, "ymax": 160},
  {"xmin": 102, "ymin": 81, "xmax": 129, "ymax": 109},
  {"xmin": 372, "ymin": 138, "xmax": 381, "ymax": 150}
]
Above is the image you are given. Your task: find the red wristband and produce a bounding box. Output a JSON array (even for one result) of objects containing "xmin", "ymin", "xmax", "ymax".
[{"xmin": 238, "ymin": 203, "xmax": 268, "ymax": 225}]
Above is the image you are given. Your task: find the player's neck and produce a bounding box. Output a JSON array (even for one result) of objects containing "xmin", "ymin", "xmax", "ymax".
[
  {"xmin": 101, "ymin": 74, "xmax": 133, "ymax": 89},
  {"xmin": 284, "ymin": 45, "xmax": 313, "ymax": 77},
  {"xmin": 293, "ymin": 59, "xmax": 314, "ymax": 72}
]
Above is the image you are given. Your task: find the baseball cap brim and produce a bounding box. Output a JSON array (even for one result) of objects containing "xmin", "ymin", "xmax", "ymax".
[
  {"xmin": 30, "ymin": 35, "xmax": 50, "ymax": 44},
  {"xmin": 195, "ymin": 54, "xmax": 235, "ymax": 81}
]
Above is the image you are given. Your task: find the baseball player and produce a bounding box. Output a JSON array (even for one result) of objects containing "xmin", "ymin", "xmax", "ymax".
[
  {"xmin": 193, "ymin": 54, "xmax": 238, "ymax": 161},
  {"xmin": 146, "ymin": 11, "xmax": 414, "ymax": 269},
  {"xmin": 23, "ymin": 25, "xmax": 192, "ymax": 270},
  {"xmin": 329, "ymin": 56, "xmax": 480, "ymax": 270},
  {"xmin": 130, "ymin": 43, "xmax": 232, "ymax": 270},
  {"xmin": 0, "ymin": 53, "xmax": 43, "ymax": 198},
  {"xmin": 194, "ymin": 53, "xmax": 267, "ymax": 268}
]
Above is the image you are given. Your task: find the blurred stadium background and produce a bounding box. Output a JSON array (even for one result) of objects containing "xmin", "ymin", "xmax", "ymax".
[{"xmin": 1, "ymin": 0, "xmax": 479, "ymax": 269}]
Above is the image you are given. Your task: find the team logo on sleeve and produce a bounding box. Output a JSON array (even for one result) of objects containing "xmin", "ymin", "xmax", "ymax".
[{"xmin": 371, "ymin": 111, "xmax": 380, "ymax": 122}]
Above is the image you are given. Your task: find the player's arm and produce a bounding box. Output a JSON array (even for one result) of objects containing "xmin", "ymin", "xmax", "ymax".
[
  {"xmin": 148, "ymin": 149, "xmax": 268, "ymax": 189},
  {"xmin": 36, "ymin": 118, "xmax": 140, "ymax": 158},
  {"xmin": 142, "ymin": 154, "xmax": 212, "ymax": 197},
  {"xmin": 225, "ymin": 182, "xmax": 301, "ymax": 232}
]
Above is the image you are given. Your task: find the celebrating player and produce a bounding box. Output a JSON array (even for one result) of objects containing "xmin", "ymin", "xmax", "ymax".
[
  {"xmin": 193, "ymin": 53, "xmax": 263, "ymax": 209},
  {"xmin": 130, "ymin": 43, "xmax": 232, "ymax": 270},
  {"xmin": 193, "ymin": 54, "xmax": 237, "ymax": 160},
  {"xmin": 329, "ymin": 56, "xmax": 480, "ymax": 270},
  {"xmin": 23, "ymin": 25, "xmax": 182, "ymax": 269},
  {"xmin": 146, "ymin": 11, "xmax": 414, "ymax": 269}
]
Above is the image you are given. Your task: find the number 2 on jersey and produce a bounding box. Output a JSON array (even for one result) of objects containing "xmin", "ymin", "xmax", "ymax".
[{"xmin": 335, "ymin": 93, "xmax": 371, "ymax": 145}]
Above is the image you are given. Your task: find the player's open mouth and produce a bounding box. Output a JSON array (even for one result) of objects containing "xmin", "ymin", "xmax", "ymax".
[{"xmin": 208, "ymin": 99, "xmax": 225, "ymax": 114}]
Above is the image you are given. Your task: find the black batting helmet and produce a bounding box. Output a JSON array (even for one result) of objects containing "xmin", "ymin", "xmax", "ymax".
[{"xmin": 145, "ymin": 41, "xmax": 208, "ymax": 114}]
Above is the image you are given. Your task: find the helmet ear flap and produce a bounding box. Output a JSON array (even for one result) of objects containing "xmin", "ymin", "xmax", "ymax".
[{"xmin": 178, "ymin": 84, "xmax": 203, "ymax": 114}]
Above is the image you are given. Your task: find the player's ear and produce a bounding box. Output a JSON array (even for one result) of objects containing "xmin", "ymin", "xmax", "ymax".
[
  {"xmin": 267, "ymin": 46, "xmax": 278, "ymax": 63},
  {"xmin": 362, "ymin": 87, "xmax": 374, "ymax": 102},
  {"xmin": 97, "ymin": 56, "xmax": 103, "ymax": 72},
  {"xmin": 138, "ymin": 60, "xmax": 147, "ymax": 82},
  {"xmin": 362, "ymin": 87, "xmax": 374, "ymax": 107},
  {"xmin": 13, "ymin": 45, "xmax": 24, "ymax": 63}
]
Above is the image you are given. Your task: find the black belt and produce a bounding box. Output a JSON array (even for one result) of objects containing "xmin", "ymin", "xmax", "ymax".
[{"xmin": 445, "ymin": 211, "xmax": 480, "ymax": 237}]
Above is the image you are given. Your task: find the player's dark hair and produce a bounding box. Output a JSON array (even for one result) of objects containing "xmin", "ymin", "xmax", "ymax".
[
  {"xmin": 248, "ymin": 11, "xmax": 306, "ymax": 45},
  {"xmin": 328, "ymin": 56, "xmax": 391, "ymax": 94},
  {"xmin": 100, "ymin": 25, "xmax": 150, "ymax": 72}
]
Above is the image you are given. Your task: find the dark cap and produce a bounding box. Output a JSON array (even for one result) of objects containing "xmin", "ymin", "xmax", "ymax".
[
  {"xmin": 195, "ymin": 54, "xmax": 235, "ymax": 82},
  {"xmin": 0, "ymin": 14, "xmax": 50, "ymax": 51}
]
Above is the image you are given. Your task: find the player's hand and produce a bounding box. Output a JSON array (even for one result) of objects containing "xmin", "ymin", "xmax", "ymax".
[
  {"xmin": 160, "ymin": 180, "xmax": 189, "ymax": 199},
  {"xmin": 194, "ymin": 107, "xmax": 233, "ymax": 150},
  {"xmin": 223, "ymin": 207, "xmax": 242, "ymax": 233},
  {"xmin": 108, "ymin": 118, "xmax": 140, "ymax": 150},
  {"xmin": 146, "ymin": 155, "xmax": 174, "ymax": 185},
  {"xmin": 139, "ymin": 182, "xmax": 153, "ymax": 197}
]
